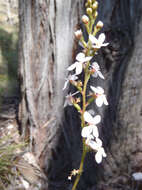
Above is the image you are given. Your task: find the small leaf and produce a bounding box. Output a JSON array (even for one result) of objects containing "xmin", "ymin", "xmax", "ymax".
[{"xmin": 73, "ymin": 103, "xmax": 81, "ymax": 111}]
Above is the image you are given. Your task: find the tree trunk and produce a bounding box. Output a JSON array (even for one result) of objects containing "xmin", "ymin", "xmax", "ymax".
[
  {"xmin": 18, "ymin": 0, "xmax": 142, "ymax": 190},
  {"xmin": 18, "ymin": 0, "xmax": 85, "ymax": 189},
  {"xmin": 94, "ymin": 1, "xmax": 142, "ymax": 190}
]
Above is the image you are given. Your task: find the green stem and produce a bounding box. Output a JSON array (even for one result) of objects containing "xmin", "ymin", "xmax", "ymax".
[
  {"xmin": 81, "ymin": 71, "xmax": 90, "ymax": 128},
  {"xmin": 72, "ymin": 70, "xmax": 90, "ymax": 190},
  {"xmin": 72, "ymin": 142, "xmax": 87, "ymax": 190}
]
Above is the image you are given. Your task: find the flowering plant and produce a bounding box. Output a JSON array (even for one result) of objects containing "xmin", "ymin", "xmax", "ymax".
[{"xmin": 63, "ymin": 0, "xmax": 108, "ymax": 189}]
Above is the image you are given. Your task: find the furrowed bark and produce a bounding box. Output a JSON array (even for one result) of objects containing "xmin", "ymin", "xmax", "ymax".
[{"xmin": 18, "ymin": 0, "xmax": 85, "ymax": 188}]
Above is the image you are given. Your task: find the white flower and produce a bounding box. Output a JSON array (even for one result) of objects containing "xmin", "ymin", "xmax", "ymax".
[
  {"xmin": 67, "ymin": 53, "xmax": 92, "ymax": 75},
  {"xmin": 91, "ymin": 62, "xmax": 104, "ymax": 79},
  {"xmin": 89, "ymin": 33, "xmax": 109, "ymax": 49},
  {"xmin": 63, "ymin": 74, "xmax": 78, "ymax": 90},
  {"xmin": 84, "ymin": 111, "xmax": 101, "ymax": 125},
  {"xmin": 81, "ymin": 125, "xmax": 99, "ymax": 139},
  {"xmin": 90, "ymin": 86, "xmax": 108, "ymax": 107},
  {"xmin": 86, "ymin": 138, "xmax": 107, "ymax": 164},
  {"xmin": 64, "ymin": 91, "xmax": 79, "ymax": 107}
]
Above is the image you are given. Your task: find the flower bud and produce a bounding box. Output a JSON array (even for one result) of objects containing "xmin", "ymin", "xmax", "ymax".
[
  {"xmin": 77, "ymin": 80, "xmax": 83, "ymax": 87},
  {"xmin": 87, "ymin": 8, "xmax": 93, "ymax": 15},
  {"xmin": 88, "ymin": 0, "xmax": 92, "ymax": 4},
  {"xmin": 92, "ymin": 1, "xmax": 98, "ymax": 10},
  {"xmin": 82, "ymin": 15, "xmax": 89, "ymax": 24},
  {"xmin": 94, "ymin": 11, "xmax": 98, "ymax": 18},
  {"xmin": 85, "ymin": 2, "xmax": 89, "ymax": 7},
  {"xmin": 96, "ymin": 21, "xmax": 103, "ymax": 29},
  {"xmin": 74, "ymin": 29, "xmax": 82, "ymax": 40}
]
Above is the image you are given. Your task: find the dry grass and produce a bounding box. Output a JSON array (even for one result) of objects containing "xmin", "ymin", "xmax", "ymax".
[{"xmin": 0, "ymin": 133, "xmax": 26, "ymax": 189}]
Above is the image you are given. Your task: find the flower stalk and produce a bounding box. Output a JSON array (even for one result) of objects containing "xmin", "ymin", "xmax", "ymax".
[
  {"xmin": 63, "ymin": 0, "xmax": 109, "ymax": 189},
  {"xmin": 72, "ymin": 141, "xmax": 87, "ymax": 190}
]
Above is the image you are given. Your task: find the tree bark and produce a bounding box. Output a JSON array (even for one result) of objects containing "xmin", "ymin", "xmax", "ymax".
[
  {"xmin": 18, "ymin": 0, "xmax": 85, "ymax": 189},
  {"xmin": 18, "ymin": 0, "xmax": 142, "ymax": 190},
  {"xmin": 94, "ymin": 1, "xmax": 142, "ymax": 190}
]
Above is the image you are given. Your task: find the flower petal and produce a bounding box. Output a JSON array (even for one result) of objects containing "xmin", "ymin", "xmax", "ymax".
[
  {"xmin": 96, "ymin": 96, "xmax": 103, "ymax": 107},
  {"xmin": 92, "ymin": 62, "xmax": 100, "ymax": 70},
  {"xmin": 89, "ymin": 34, "xmax": 98, "ymax": 44},
  {"xmin": 102, "ymin": 95, "xmax": 108, "ymax": 105},
  {"xmin": 62, "ymin": 80, "xmax": 69, "ymax": 90},
  {"xmin": 67, "ymin": 63, "xmax": 76, "ymax": 71},
  {"xmin": 82, "ymin": 56, "xmax": 92, "ymax": 62},
  {"xmin": 92, "ymin": 125, "xmax": 99, "ymax": 138},
  {"xmin": 90, "ymin": 86, "xmax": 97, "ymax": 93},
  {"xmin": 69, "ymin": 74, "xmax": 78, "ymax": 81},
  {"xmin": 76, "ymin": 53, "xmax": 85, "ymax": 61},
  {"xmin": 96, "ymin": 138, "xmax": 103, "ymax": 147},
  {"xmin": 96, "ymin": 87, "xmax": 104, "ymax": 94},
  {"xmin": 90, "ymin": 86, "xmax": 104, "ymax": 94},
  {"xmin": 97, "ymin": 70, "xmax": 105, "ymax": 79},
  {"xmin": 81, "ymin": 126, "xmax": 92, "ymax": 138},
  {"xmin": 98, "ymin": 33, "xmax": 105, "ymax": 44},
  {"xmin": 93, "ymin": 115, "xmax": 101, "ymax": 125},
  {"xmin": 92, "ymin": 72, "xmax": 98, "ymax": 78},
  {"xmin": 92, "ymin": 44, "xmax": 101, "ymax": 49},
  {"xmin": 100, "ymin": 147, "xmax": 107, "ymax": 157},
  {"xmin": 102, "ymin": 42, "xmax": 109, "ymax": 47},
  {"xmin": 64, "ymin": 99, "xmax": 72, "ymax": 107},
  {"xmin": 87, "ymin": 139, "xmax": 98, "ymax": 149},
  {"xmin": 75, "ymin": 62, "xmax": 83, "ymax": 75},
  {"xmin": 95, "ymin": 151, "xmax": 102, "ymax": 164},
  {"xmin": 84, "ymin": 111, "xmax": 94, "ymax": 124}
]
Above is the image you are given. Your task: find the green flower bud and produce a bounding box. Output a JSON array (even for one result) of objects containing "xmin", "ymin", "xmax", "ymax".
[
  {"xmin": 87, "ymin": 8, "xmax": 93, "ymax": 15},
  {"xmin": 88, "ymin": 0, "xmax": 92, "ymax": 4},
  {"xmin": 94, "ymin": 11, "xmax": 98, "ymax": 18},
  {"xmin": 92, "ymin": 1, "xmax": 98, "ymax": 10},
  {"xmin": 85, "ymin": 2, "xmax": 89, "ymax": 7},
  {"xmin": 77, "ymin": 80, "xmax": 83, "ymax": 87}
]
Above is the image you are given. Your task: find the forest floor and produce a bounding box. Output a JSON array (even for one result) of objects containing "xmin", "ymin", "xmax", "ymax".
[{"xmin": 0, "ymin": 96, "xmax": 45, "ymax": 190}]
